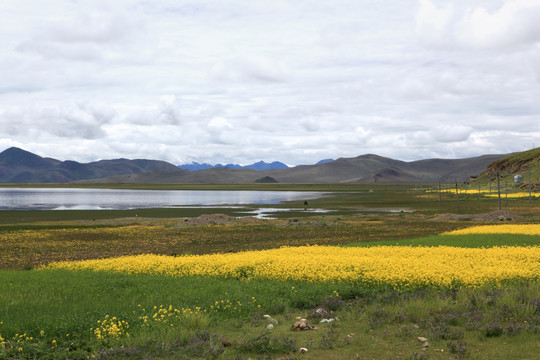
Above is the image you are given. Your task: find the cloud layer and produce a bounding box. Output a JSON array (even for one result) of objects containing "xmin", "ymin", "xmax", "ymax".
[{"xmin": 1, "ymin": 0, "xmax": 539, "ymax": 165}]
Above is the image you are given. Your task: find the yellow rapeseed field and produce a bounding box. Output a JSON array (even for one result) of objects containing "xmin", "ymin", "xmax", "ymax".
[
  {"xmin": 484, "ymin": 192, "xmax": 538, "ymax": 198},
  {"xmin": 45, "ymin": 245, "xmax": 539, "ymax": 288},
  {"xmin": 437, "ymin": 189, "xmax": 538, "ymax": 198},
  {"xmin": 443, "ymin": 224, "xmax": 540, "ymax": 235}
]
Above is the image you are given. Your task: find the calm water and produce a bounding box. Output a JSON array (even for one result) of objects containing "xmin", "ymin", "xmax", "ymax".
[{"xmin": 0, "ymin": 188, "xmax": 324, "ymax": 210}]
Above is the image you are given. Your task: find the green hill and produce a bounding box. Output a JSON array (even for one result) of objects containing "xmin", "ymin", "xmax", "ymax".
[{"xmin": 476, "ymin": 148, "xmax": 540, "ymax": 189}]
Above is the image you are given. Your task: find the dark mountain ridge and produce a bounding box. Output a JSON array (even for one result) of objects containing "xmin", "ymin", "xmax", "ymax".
[
  {"xmin": 0, "ymin": 147, "xmax": 509, "ymax": 184},
  {"xmin": 0, "ymin": 147, "xmax": 180, "ymax": 183}
]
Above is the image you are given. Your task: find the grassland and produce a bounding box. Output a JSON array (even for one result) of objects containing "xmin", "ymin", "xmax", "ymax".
[{"xmin": 0, "ymin": 183, "xmax": 539, "ymax": 359}]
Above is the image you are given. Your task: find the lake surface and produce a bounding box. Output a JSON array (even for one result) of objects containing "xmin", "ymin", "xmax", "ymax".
[{"xmin": 0, "ymin": 188, "xmax": 324, "ymax": 210}]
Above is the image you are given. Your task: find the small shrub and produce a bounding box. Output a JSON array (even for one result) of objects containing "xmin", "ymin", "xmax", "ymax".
[
  {"xmin": 483, "ymin": 322, "xmax": 504, "ymax": 338},
  {"xmin": 265, "ymin": 303, "xmax": 286, "ymax": 315},
  {"xmin": 307, "ymin": 307, "xmax": 332, "ymax": 321},
  {"xmin": 182, "ymin": 330, "xmax": 226, "ymax": 359},
  {"xmin": 319, "ymin": 296, "xmax": 345, "ymax": 312},
  {"xmin": 397, "ymin": 324, "xmax": 415, "ymax": 338},
  {"xmin": 238, "ymin": 330, "xmax": 297, "ymax": 355},
  {"xmin": 319, "ymin": 323, "xmax": 339, "ymax": 350},
  {"xmin": 447, "ymin": 340, "xmax": 467, "ymax": 359},
  {"xmin": 368, "ymin": 308, "xmax": 389, "ymax": 328}
]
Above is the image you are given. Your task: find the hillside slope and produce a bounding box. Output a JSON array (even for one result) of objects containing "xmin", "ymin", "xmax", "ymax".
[
  {"xmin": 85, "ymin": 153, "xmax": 507, "ymax": 184},
  {"xmin": 485, "ymin": 147, "xmax": 540, "ymax": 175},
  {"xmin": 478, "ymin": 148, "xmax": 540, "ymax": 188},
  {"xmin": 0, "ymin": 147, "xmax": 180, "ymax": 183},
  {"xmin": 0, "ymin": 147, "xmax": 512, "ymax": 184}
]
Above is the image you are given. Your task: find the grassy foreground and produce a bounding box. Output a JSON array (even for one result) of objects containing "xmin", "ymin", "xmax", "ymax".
[
  {"xmin": 0, "ymin": 184, "xmax": 539, "ymax": 359},
  {"xmin": 0, "ymin": 269, "xmax": 538, "ymax": 359},
  {"xmin": 1, "ymin": 230, "xmax": 539, "ymax": 359}
]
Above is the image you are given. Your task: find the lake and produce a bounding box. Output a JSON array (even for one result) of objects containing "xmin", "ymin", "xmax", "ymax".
[{"xmin": 0, "ymin": 188, "xmax": 324, "ymax": 210}]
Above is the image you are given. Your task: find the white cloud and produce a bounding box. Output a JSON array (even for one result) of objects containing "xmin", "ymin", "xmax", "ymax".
[
  {"xmin": 208, "ymin": 117, "xmax": 233, "ymax": 131},
  {"xmin": 416, "ymin": 0, "xmax": 540, "ymax": 50},
  {"xmin": 0, "ymin": 102, "xmax": 114, "ymax": 140},
  {"xmin": 429, "ymin": 125, "xmax": 473, "ymax": 143},
  {"xmin": 210, "ymin": 56, "xmax": 292, "ymax": 83},
  {"xmin": 0, "ymin": 0, "xmax": 539, "ymax": 166}
]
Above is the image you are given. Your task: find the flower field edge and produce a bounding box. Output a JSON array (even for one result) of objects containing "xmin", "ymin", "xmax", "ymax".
[
  {"xmin": 442, "ymin": 224, "xmax": 540, "ymax": 235},
  {"xmin": 44, "ymin": 245, "xmax": 540, "ymax": 289}
]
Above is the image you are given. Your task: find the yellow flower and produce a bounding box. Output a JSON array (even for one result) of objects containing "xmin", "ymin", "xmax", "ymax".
[{"xmin": 443, "ymin": 224, "xmax": 540, "ymax": 236}]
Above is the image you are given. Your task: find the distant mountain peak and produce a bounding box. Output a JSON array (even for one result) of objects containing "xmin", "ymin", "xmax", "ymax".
[
  {"xmin": 179, "ymin": 160, "xmax": 289, "ymax": 171},
  {"xmin": 0, "ymin": 147, "xmax": 56, "ymax": 169}
]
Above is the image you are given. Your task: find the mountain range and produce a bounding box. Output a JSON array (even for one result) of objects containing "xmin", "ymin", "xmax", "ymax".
[
  {"xmin": 0, "ymin": 147, "xmax": 179, "ymax": 183},
  {"xmin": 179, "ymin": 160, "xmax": 289, "ymax": 171},
  {"xmin": 0, "ymin": 147, "xmax": 510, "ymax": 184}
]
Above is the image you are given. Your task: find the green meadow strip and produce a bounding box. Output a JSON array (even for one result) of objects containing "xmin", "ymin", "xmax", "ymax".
[{"xmin": 344, "ymin": 233, "xmax": 540, "ymax": 248}]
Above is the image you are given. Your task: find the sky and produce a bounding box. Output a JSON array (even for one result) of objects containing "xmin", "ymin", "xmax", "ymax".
[{"xmin": 1, "ymin": 0, "xmax": 540, "ymax": 166}]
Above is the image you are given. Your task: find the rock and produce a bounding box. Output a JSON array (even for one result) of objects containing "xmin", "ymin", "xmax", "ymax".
[
  {"xmin": 292, "ymin": 318, "xmax": 316, "ymax": 331},
  {"xmin": 422, "ymin": 341, "xmax": 430, "ymax": 348},
  {"xmin": 417, "ymin": 336, "xmax": 428, "ymax": 343},
  {"xmin": 300, "ymin": 347, "xmax": 308, "ymax": 353}
]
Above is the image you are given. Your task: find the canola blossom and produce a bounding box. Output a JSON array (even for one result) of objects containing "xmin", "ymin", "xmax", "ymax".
[
  {"xmin": 436, "ymin": 189, "xmax": 539, "ymax": 198},
  {"xmin": 443, "ymin": 224, "xmax": 540, "ymax": 236},
  {"xmin": 45, "ymin": 245, "xmax": 540, "ymax": 288},
  {"xmin": 484, "ymin": 192, "xmax": 539, "ymax": 198}
]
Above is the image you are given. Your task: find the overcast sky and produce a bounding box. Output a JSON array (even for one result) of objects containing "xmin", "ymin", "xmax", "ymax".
[{"xmin": 1, "ymin": 0, "xmax": 539, "ymax": 166}]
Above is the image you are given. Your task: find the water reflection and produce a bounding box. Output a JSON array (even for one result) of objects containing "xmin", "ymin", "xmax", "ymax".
[{"xmin": 0, "ymin": 188, "xmax": 324, "ymax": 210}]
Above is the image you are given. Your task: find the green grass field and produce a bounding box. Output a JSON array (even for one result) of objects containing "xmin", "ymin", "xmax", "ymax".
[
  {"xmin": 0, "ymin": 184, "xmax": 538, "ymax": 359},
  {"xmin": 345, "ymin": 233, "xmax": 540, "ymax": 248}
]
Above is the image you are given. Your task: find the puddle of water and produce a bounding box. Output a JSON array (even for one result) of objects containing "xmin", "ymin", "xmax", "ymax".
[{"xmin": 241, "ymin": 208, "xmax": 335, "ymax": 219}]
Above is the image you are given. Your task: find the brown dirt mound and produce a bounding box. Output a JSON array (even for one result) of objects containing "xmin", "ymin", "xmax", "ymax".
[
  {"xmin": 474, "ymin": 210, "xmax": 526, "ymax": 222},
  {"xmin": 431, "ymin": 210, "xmax": 526, "ymax": 222},
  {"xmin": 185, "ymin": 213, "xmax": 235, "ymax": 225}
]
